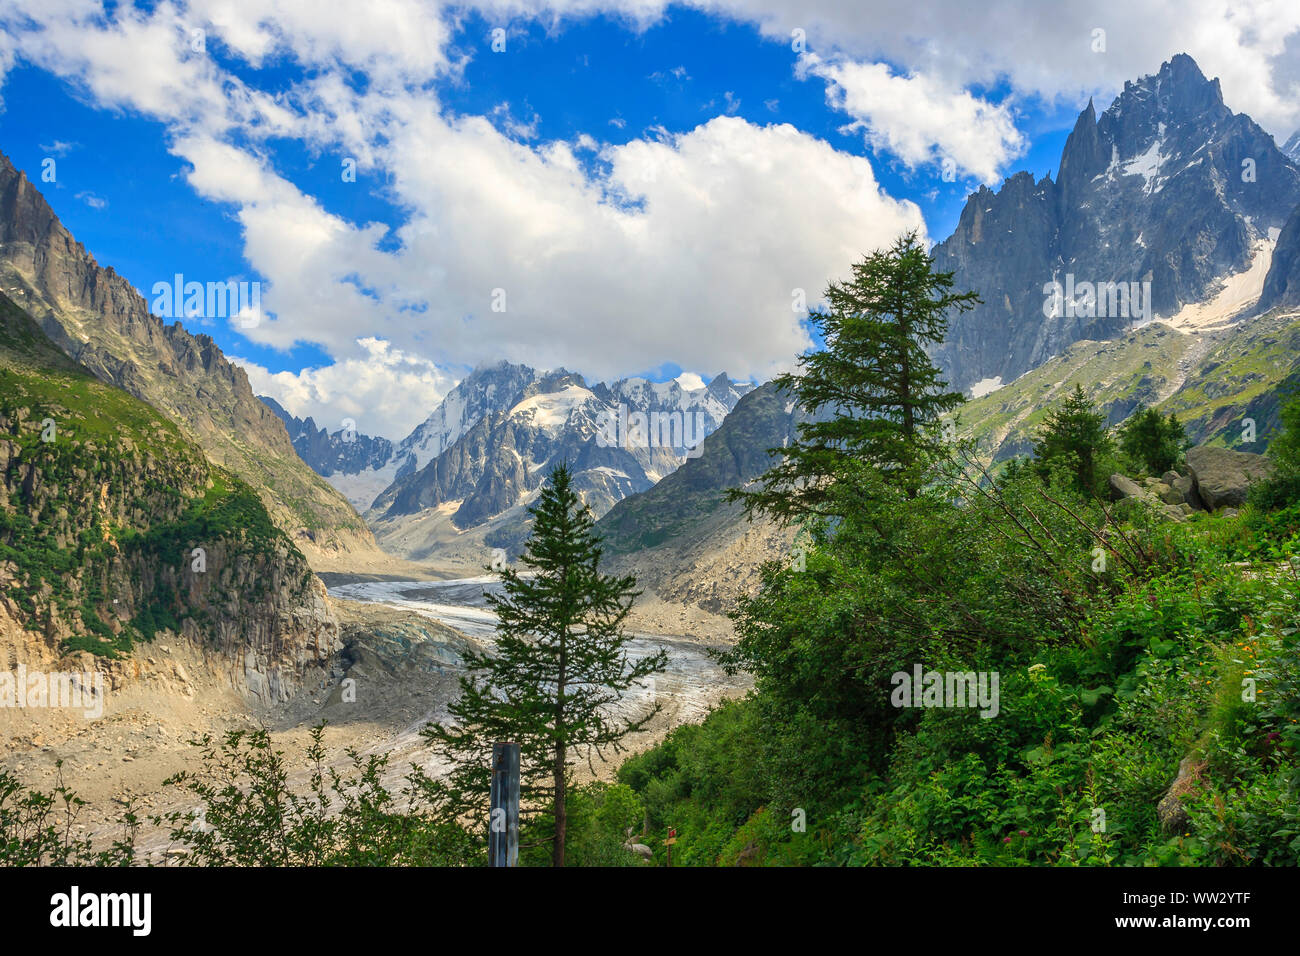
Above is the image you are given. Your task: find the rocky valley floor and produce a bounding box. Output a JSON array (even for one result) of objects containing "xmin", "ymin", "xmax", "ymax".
[{"xmin": 1, "ymin": 574, "xmax": 748, "ymax": 862}]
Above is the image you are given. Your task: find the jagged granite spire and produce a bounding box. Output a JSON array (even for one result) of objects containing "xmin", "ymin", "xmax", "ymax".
[{"xmin": 931, "ymin": 54, "xmax": 1300, "ymax": 393}]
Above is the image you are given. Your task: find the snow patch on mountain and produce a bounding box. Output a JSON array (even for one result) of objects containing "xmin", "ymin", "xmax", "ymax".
[
  {"xmin": 1162, "ymin": 234, "xmax": 1278, "ymax": 332},
  {"xmin": 508, "ymin": 384, "xmax": 596, "ymax": 431}
]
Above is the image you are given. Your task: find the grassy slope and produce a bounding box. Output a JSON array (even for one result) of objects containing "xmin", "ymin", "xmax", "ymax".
[{"xmin": 960, "ymin": 309, "xmax": 1300, "ymax": 459}]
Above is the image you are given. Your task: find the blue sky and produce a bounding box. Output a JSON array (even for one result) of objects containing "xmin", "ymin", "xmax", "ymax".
[{"xmin": 1, "ymin": 1, "xmax": 1297, "ymax": 438}]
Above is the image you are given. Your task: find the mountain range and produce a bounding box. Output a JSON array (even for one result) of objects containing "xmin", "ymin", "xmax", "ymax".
[
  {"xmin": 258, "ymin": 52, "xmax": 1300, "ymax": 588},
  {"xmin": 932, "ymin": 54, "xmax": 1300, "ymax": 395},
  {"xmin": 263, "ymin": 364, "xmax": 753, "ymax": 560},
  {"xmin": 3, "ymin": 52, "xmax": 1299, "ymax": 621},
  {"xmin": 578, "ymin": 54, "xmax": 1300, "ymax": 620},
  {"xmin": 0, "ymin": 289, "xmax": 337, "ymax": 704}
]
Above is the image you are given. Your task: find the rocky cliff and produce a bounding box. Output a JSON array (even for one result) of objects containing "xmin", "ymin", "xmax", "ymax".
[
  {"xmin": 364, "ymin": 364, "xmax": 754, "ymax": 556},
  {"xmin": 1256, "ymin": 200, "xmax": 1300, "ymax": 314},
  {"xmin": 0, "ymin": 150, "xmax": 377, "ymax": 567},
  {"xmin": 0, "ymin": 292, "xmax": 338, "ymax": 706}
]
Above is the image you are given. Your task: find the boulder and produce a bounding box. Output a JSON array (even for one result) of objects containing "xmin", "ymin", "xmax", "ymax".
[
  {"xmin": 1159, "ymin": 484, "xmax": 1185, "ymax": 505},
  {"xmin": 1150, "ymin": 481, "xmax": 1178, "ymax": 504},
  {"xmin": 1109, "ymin": 474, "xmax": 1145, "ymax": 501},
  {"xmin": 1186, "ymin": 446, "xmax": 1274, "ymax": 510},
  {"xmin": 1161, "ymin": 470, "xmax": 1182, "ymax": 485},
  {"xmin": 1172, "ymin": 475, "xmax": 1204, "ymax": 510}
]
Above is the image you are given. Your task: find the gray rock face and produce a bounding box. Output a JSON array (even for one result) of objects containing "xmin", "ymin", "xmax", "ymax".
[
  {"xmin": 931, "ymin": 54, "xmax": 1300, "ymax": 393},
  {"xmin": 1109, "ymin": 471, "xmax": 1195, "ymax": 522},
  {"xmin": 1172, "ymin": 474, "xmax": 1204, "ymax": 510},
  {"xmin": 1282, "ymin": 129, "xmax": 1300, "ymax": 165},
  {"xmin": 1257, "ymin": 198, "xmax": 1300, "ymax": 313},
  {"xmin": 595, "ymin": 382, "xmax": 805, "ymax": 557},
  {"xmin": 1185, "ymin": 446, "xmax": 1274, "ymax": 509},
  {"xmin": 1155, "ymin": 482, "xmax": 1183, "ymax": 505},
  {"xmin": 262, "ymin": 395, "xmax": 395, "ymax": 477},
  {"xmin": 0, "ymin": 150, "xmax": 374, "ymax": 560}
]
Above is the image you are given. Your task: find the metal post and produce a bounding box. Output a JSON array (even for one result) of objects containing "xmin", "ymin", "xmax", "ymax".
[{"xmin": 489, "ymin": 741, "xmax": 520, "ymax": 867}]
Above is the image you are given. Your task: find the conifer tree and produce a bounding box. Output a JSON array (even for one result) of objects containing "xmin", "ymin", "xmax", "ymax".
[
  {"xmin": 1033, "ymin": 384, "xmax": 1114, "ymax": 495},
  {"xmin": 729, "ymin": 231, "xmax": 978, "ymax": 522},
  {"xmin": 422, "ymin": 464, "xmax": 666, "ymax": 866},
  {"xmin": 1117, "ymin": 405, "xmax": 1188, "ymax": 475}
]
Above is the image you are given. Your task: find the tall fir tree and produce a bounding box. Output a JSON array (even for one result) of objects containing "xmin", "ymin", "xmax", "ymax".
[
  {"xmin": 728, "ymin": 231, "xmax": 978, "ymax": 522},
  {"xmin": 422, "ymin": 464, "xmax": 667, "ymax": 866}
]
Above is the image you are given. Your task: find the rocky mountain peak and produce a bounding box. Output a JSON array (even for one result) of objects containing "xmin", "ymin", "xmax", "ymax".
[{"xmin": 931, "ymin": 54, "xmax": 1300, "ymax": 394}]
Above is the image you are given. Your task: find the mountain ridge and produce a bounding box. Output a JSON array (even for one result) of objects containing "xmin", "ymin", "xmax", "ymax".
[{"xmin": 0, "ymin": 151, "xmax": 379, "ymax": 568}]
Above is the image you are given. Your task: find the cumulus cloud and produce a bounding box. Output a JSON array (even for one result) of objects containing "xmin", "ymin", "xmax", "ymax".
[
  {"xmin": 800, "ymin": 54, "xmax": 1024, "ymax": 184},
  {"xmin": 0, "ymin": 0, "xmax": 924, "ymax": 440},
  {"xmin": 761, "ymin": 0, "xmax": 1300, "ymax": 137},
  {"xmin": 238, "ymin": 337, "xmax": 458, "ymax": 439}
]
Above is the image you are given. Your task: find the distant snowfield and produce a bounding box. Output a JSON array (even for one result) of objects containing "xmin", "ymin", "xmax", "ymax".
[
  {"xmin": 969, "ymin": 376, "xmax": 1004, "ymax": 398},
  {"xmin": 329, "ymin": 464, "xmax": 402, "ymax": 512},
  {"xmin": 507, "ymin": 384, "xmax": 595, "ymax": 431},
  {"xmin": 1157, "ymin": 231, "xmax": 1279, "ymax": 333}
]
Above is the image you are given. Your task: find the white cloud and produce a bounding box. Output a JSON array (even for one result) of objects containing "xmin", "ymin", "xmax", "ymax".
[
  {"xmin": 0, "ymin": 1, "xmax": 924, "ymax": 440},
  {"xmin": 800, "ymin": 54, "xmax": 1024, "ymax": 184},
  {"xmin": 713, "ymin": 0, "xmax": 1300, "ymax": 137},
  {"xmin": 7, "ymin": 0, "xmax": 1300, "ymax": 442},
  {"xmin": 500, "ymin": 0, "xmax": 1300, "ymax": 136},
  {"xmin": 238, "ymin": 337, "xmax": 458, "ymax": 439}
]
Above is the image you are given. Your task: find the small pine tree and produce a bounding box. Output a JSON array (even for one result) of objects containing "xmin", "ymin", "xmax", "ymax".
[
  {"xmin": 729, "ymin": 231, "xmax": 978, "ymax": 522},
  {"xmin": 1118, "ymin": 405, "xmax": 1188, "ymax": 475},
  {"xmin": 1033, "ymin": 384, "xmax": 1114, "ymax": 495},
  {"xmin": 422, "ymin": 464, "xmax": 667, "ymax": 867}
]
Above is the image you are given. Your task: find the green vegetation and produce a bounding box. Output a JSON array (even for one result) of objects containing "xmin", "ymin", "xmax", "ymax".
[
  {"xmin": 1, "ymin": 726, "xmax": 652, "ymax": 867},
  {"xmin": 958, "ymin": 312, "xmax": 1300, "ymax": 463},
  {"xmin": 1118, "ymin": 405, "xmax": 1188, "ymax": 475},
  {"xmin": 3, "ymin": 249, "xmax": 1299, "ymax": 868},
  {"xmin": 0, "ymin": 292, "xmax": 306, "ymax": 657},
  {"xmin": 729, "ymin": 231, "xmax": 978, "ymax": 520},
  {"xmin": 1032, "ymin": 383, "xmax": 1116, "ymax": 495},
  {"xmin": 592, "ymin": 242, "xmax": 1300, "ymax": 867}
]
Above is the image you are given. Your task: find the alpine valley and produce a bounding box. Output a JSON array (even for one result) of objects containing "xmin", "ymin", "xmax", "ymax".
[{"xmin": 3, "ymin": 50, "xmax": 1300, "ymax": 869}]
